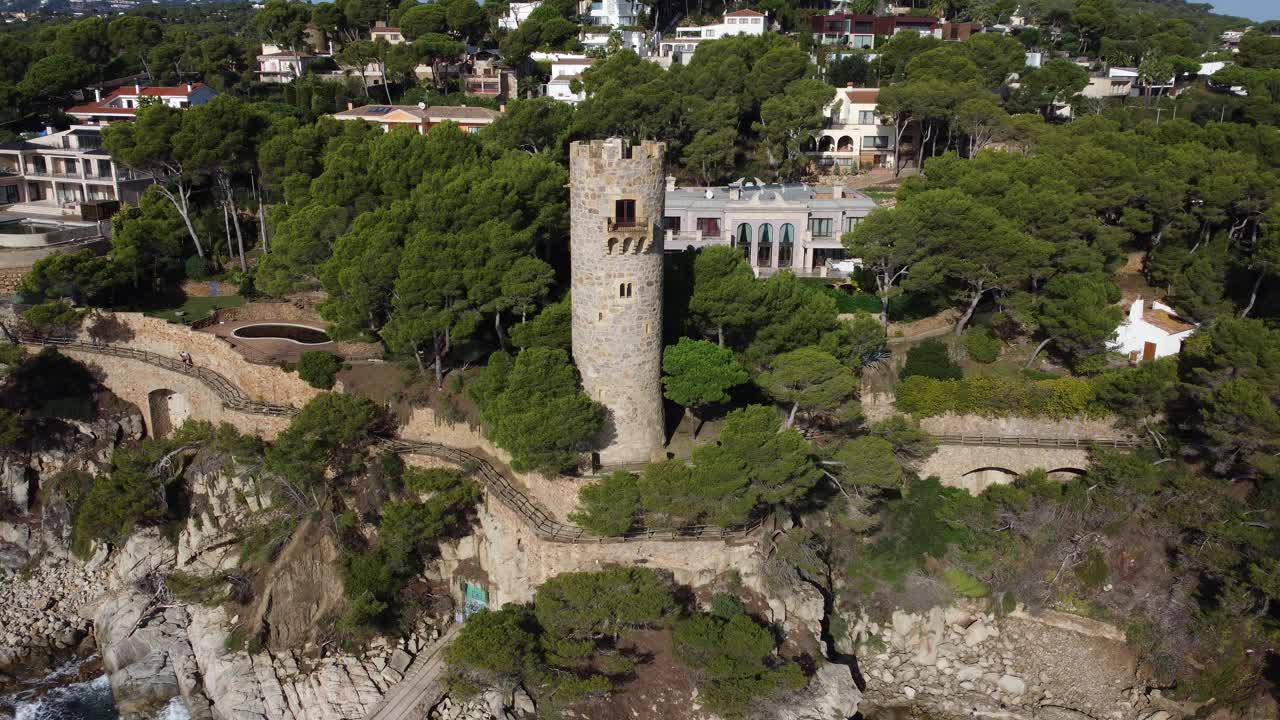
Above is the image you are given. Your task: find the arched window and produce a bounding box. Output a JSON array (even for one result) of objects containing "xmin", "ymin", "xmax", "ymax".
[
  {"xmin": 620, "ymin": 283, "xmax": 627, "ymax": 298},
  {"xmin": 818, "ymin": 136, "xmax": 835, "ymax": 153},
  {"xmin": 627, "ymin": 283, "xmax": 633, "ymax": 297},
  {"xmin": 608, "ymin": 237, "xmax": 618, "ymax": 254},
  {"xmin": 837, "ymin": 135, "xmax": 854, "ymax": 152},
  {"xmin": 621, "ymin": 238, "xmax": 632, "ymax": 254},
  {"xmin": 757, "ymin": 223, "xmax": 773, "ymax": 267},
  {"xmin": 735, "ymin": 223, "xmax": 752, "ymax": 260},
  {"xmin": 779, "ymin": 223, "xmax": 794, "ymax": 268}
]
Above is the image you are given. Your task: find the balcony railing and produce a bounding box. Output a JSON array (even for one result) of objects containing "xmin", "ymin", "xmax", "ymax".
[
  {"xmin": 664, "ymin": 230, "xmax": 727, "ymax": 251},
  {"xmin": 606, "ymin": 217, "xmax": 643, "ymax": 232}
]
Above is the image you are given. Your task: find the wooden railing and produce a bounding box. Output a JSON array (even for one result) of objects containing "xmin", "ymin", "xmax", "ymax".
[
  {"xmin": 383, "ymin": 439, "xmax": 765, "ymax": 544},
  {"xmin": 932, "ymin": 433, "xmax": 1144, "ymax": 449},
  {"xmin": 15, "ymin": 334, "xmax": 765, "ymax": 546},
  {"xmin": 16, "ymin": 333, "xmax": 296, "ymax": 417}
]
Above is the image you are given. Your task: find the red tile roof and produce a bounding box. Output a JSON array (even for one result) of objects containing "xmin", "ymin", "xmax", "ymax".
[
  {"xmin": 845, "ymin": 88, "xmax": 880, "ymax": 103},
  {"xmin": 67, "ymin": 84, "xmax": 209, "ymax": 117},
  {"xmin": 725, "ymin": 8, "xmax": 764, "ymax": 16}
]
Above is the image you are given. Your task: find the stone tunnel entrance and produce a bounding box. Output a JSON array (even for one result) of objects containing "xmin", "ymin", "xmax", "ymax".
[{"xmin": 147, "ymin": 388, "xmax": 191, "ymax": 438}]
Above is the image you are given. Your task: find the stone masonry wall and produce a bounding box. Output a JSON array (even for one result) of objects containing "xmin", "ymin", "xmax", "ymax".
[
  {"xmin": 569, "ymin": 139, "xmax": 666, "ymax": 466},
  {"xmin": 73, "ymin": 312, "xmax": 320, "ymax": 410},
  {"xmin": 918, "ymin": 445, "xmax": 1090, "ymax": 494},
  {"xmin": 434, "ymin": 496, "xmax": 763, "ymax": 607},
  {"xmin": 63, "ymin": 350, "xmax": 293, "ymax": 440},
  {"xmin": 399, "ymin": 406, "xmax": 589, "ymax": 523}
]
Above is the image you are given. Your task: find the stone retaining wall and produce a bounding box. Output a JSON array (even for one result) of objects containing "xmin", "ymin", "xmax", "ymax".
[
  {"xmin": 74, "ymin": 312, "xmax": 319, "ymax": 411},
  {"xmin": 63, "ymin": 350, "xmax": 293, "ymax": 440},
  {"xmin": 399, "ymin": 406, "xmax": 589, "ymax": 523},
  {"xmin": 434, "ymin": 496, "xmax": 763, "ymax": 607}
]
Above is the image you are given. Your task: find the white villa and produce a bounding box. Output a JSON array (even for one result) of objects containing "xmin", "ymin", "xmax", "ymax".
[
  {"xmin": 0, "ymin": 126, "xmax": 157, "ymax": 218},
  {"xmin": 580, "ymin": 0, "xmax": 648, "ymax": 28},
  {"xmin": 662, "ymin": 178, "xmax": 876, "ymax": 278},
  {"xmin": 657, "ymin": 9, "xmax": 766, "ymax": 65},
  {"xmin": 1111, "ymin": 297, "xmax": 1197, "ymax": 361},
  {"xmin": 807, "ymin": 85, "xmax": 895, "ymax": 170},
  {"xmin": 66, "ymin": 84, "xmax": 217, "ymax": 124}
]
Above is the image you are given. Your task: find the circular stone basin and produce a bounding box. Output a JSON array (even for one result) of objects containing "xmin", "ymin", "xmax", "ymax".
[{"xmin": 231, "ymin": 323, "xmax": 332, "ymax": 345}]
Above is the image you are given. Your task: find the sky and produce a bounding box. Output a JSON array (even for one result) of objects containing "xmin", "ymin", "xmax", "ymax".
[{"xmin": 1211, "ymin": 0, "xmax": 1275, "ymax": 22}]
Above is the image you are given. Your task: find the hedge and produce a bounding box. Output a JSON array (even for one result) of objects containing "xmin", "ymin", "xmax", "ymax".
[{"xmin": 895, "ymin": 375, "xmax": 1098, "ymax": 419}]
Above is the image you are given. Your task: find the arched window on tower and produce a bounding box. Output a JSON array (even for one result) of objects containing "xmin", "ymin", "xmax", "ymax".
[
  {"xmin": 779, "ymin": 223, "xmax": 794, "ymax": 268},
  {"xmin": 736, "ymin": 223, "xmax": 751, "ymax": 260},
  {"xmin": 621, "ymin": 238, "xmax": 632, "ymax": 254},
  {"xmin": 757, "ymin": 223, "xmax": 773, "ymax": 267},
  {"xmin": 608, "ymin": 237, "xmax": 618, "ymax": 254}
]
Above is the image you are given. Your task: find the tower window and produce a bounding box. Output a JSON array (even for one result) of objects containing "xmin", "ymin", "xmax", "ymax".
[
  {"xmin": 614, "ymin": 199, "xmax": 637, "ymax": 227},
  {"xmin": 619, "ymin": 282, "xmax": 633, "ymax": 298}
]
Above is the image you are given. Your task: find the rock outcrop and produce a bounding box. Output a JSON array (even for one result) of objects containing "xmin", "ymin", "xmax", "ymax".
[{"xmin": 851, "ymin": 603, "xmax": 1149, "ymax": 720}]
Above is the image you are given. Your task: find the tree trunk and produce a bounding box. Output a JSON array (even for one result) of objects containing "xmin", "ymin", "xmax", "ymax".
[
  {"xmin": 158, "ymin": 183, "xmax": 204, "ymax": 258},
  {"xmin": 1025, "ymin": 336, "xmax": 1054, "ymax": 368},
  {"xmin": 879, "ymin": 290, "xmax": 890, "ymax": 326},
  {"xmin": 717, "ymin": 325, "xmax": 724, "ymax": 347},
  {"xmin": 381, "ymin": 66, "xmax": 394, "ymax": 104},
  {"xmin": 252, "ymin": 173, "xmax": 269, "ymax": 254},
  {"xmin": 494, "ymin": 311, "xmax": 505, "ymax": 351},
  {"xmin": 222, "ymin": 203, "xmax": 232, "ymax": 261},
  {"xmin": 413, "ymin": 341, "xmax": 427, "ymax": 375},
  {"xmin": 1241, "ymin": 273, "xmax": 1264, "ymax": 318},
  {"xmin": 954, "ymin": 288, "xmax": 986, "ymax": 335},
  {"xmin": 230, "ymin": 196, "xmax": 247, "ymax": 273},
  {"xmin": 786, "ymin": 401, "xmax": 799, "ymax": 428}
]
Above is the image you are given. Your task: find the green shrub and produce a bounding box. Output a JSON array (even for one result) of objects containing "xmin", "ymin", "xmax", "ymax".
[
  {"xmin": 185, "ymin": 255, "xmax": 209, "ymax": 280},
  {"xmin": 900, "ymin": 339, "xmax": 962, "ymax": 380},
  {"xmin": 943, "ymin": 568, "xmax": 990, "ymax": 598},
  {"xmin": 896, "ymin": 375, "xmax": 1098, "ymax": 419},
  {"xmin": 674, "ymin": 612, "xmax": 807, "ymax": 718},
  {"xmin": 964, "ymin": 328, "xmax": 1000, "ymax": 364},
  {"xmin": 570, "ymin": 471, "xmax": 639, "ymax": 536},
  {"xmin": 709, "ymin": 593, "xmax": 745, "ymax": 619},
  {"xmin": 70, "ymin": 440, "xmax": 184, "ymax": 557},
  {"xmin": 1001, "ymin": 591, "xmax": 1018, "ymax": 615},
  {"xmin": 1075, "ymin": 548, "xmax": 1109, "ymax": 588},
  {"xmin": 166, "ymin": 570, "xmax": 229, "ymax": 606},
  {"xmin": 296, "ymin": 351, "xmax": 341, "ymax": 389}
]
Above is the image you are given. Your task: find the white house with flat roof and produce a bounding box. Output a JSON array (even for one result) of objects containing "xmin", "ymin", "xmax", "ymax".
[
  {"xmin": 580, "ymin": 0, "xmax": 648, "ymax": 28},
  {"xmin": 662, "ymin": 178, "xmax": 876, "ymax": 277},
  {"xmin": 0, "ymin": 126, "xmax": 157, "ymax": 218}
]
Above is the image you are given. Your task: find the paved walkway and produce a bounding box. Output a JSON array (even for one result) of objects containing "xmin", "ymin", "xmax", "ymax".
[{"xmin": 362, "ymin": 624, "xmax": 461, "ymax": 720}]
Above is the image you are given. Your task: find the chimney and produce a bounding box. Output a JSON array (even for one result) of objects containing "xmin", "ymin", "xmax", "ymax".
[
  {"xmin": 45, "ymin": 126, "xmax": 54, "ymax": 136},
  {"xmin": 186, "ymin": 83, "xmax": 192, "ymax": 92},
  {"xmin": 134, "ymin": 83, "xmax": 141, "ymax": 94},
  {"xmin": 665, "ymin": 174, "xmax": 676, "ymax": 191},
  {"xmin": 832, "ymin": 183, "xmax": 844, "ymax": 199},
  {"xmin": 93, "ymin": 88, "xmax": 101, "ymax": 101},
  {"xmin": 729, "ymin": 186, "xmax": 741, "ymax": 200},
  {"xmin": 847, "ymin": 82, "xmax": 854, "ymax": 88},
  {"xmin": 499, "ymin": 104, "xmax": 506, "ymax": 113},
  {"xmin": 347, "ymin": 102, "xmax": 354, "ymax": 111}
]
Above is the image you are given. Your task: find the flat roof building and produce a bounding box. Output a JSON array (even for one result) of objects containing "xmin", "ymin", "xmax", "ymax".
[{"xmin": 662, "ymin": 179, "xmax": 877, "ymax": 277}]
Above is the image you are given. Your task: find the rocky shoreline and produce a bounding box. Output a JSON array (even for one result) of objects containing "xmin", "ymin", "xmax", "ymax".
[{"xmin": 0, "ymin": 559, "xmax": 103, "ymax": 694}]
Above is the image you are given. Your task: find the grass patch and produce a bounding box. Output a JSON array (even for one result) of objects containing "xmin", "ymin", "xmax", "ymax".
[{"xmin": 146, "ymin": 294, "xmax": 246, "ymax": 324}]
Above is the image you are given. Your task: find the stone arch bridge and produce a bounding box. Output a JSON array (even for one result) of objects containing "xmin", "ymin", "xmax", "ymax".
[{"xmin": 921, "ymin": 433, "xmax": 1142, "ymax": 494}]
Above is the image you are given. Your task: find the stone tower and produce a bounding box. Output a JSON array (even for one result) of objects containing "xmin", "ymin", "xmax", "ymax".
[{"xmin": 569, "ymin": 138, "xmax": 666, "ymax": 467}]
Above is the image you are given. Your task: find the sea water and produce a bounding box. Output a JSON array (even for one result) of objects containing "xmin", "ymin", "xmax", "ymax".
[{"xmin": 5, "ymin": 660, "xmax": 189, "ymax": 720}]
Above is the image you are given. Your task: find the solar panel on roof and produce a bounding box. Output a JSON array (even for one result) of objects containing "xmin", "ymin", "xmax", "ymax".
[{"xmin": 367, "ymin": 106, "xmax": 393, "ymax": 114}]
